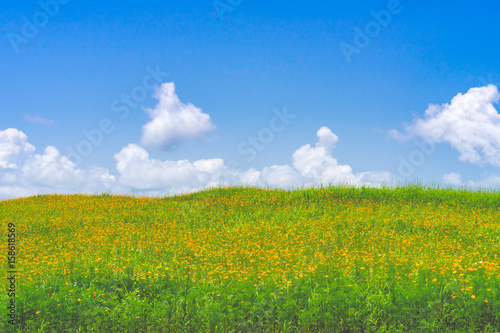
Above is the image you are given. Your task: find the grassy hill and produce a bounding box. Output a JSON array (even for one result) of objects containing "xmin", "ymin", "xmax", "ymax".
[{"xmin": 2, "ymin": 185, "xmax": 500, "ymax": 332}]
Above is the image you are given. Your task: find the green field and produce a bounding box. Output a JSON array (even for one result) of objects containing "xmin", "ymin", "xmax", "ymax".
[{"xmin": 2, "ymin": 185, "xmax": 500, "ymax": 332}]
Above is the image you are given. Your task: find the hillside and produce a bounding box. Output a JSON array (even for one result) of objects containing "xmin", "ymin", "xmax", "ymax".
[{"xmin": 2, "ymin": 185, "xmax": 500, "ymax": 332}]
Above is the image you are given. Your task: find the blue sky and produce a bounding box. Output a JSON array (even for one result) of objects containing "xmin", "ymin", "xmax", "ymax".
[{"xmin": 1, "ymin": 0, "xmax": 500, "ymax": 199}]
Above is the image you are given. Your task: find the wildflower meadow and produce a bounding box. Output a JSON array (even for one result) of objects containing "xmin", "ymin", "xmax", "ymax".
[{"xmin": 2, "ymin": 185, "xmax": 500, "ymax": 332}]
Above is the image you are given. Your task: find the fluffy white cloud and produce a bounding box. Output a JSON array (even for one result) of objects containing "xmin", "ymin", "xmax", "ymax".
[
  {"xmin": 0, "ymin": 129, "xmax": 115, "ymax": 199},
  {"xmin": 0, "ymin": 128, "xmax": 35, "ymax": 169},
  {"xmin": 292, "ymin": 126, "xmax": 356, "ymax": 184},
  {"xmin": 20, "ymin": 146, "xmax": 115, "ymax": 189},
  {"xmin": 141, "ymin": 82, "xmax": 216, "ymax": 149},
  {"xmin": 291, "ymin": 126, "xmax": 393, "ymax": 186},
  {"xmin": 391, "ymin": 85, "xmax": 500, "ymax": 166}
]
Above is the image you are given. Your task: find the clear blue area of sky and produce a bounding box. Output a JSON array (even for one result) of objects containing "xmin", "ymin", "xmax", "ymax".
[{"xmin": 1, "ymin": 0, "xmax": 499, "ymax": 184}]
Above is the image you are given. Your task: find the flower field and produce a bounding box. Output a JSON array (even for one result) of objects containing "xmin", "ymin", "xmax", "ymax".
[{"xmin": 2, "ymin": 185, "xmax": 500, "ymax": 332}]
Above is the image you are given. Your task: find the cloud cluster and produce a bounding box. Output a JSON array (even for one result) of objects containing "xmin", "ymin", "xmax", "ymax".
[
  {"xmin": 391, "ymin": 85, "xmax": 500, "ymax": 167},
  {"xmin": 115, "ymin": 126, "xmax": 394, "ymax": 194},
  {"xmin": 0, "ymin": 128, "xmax": 115, "ymax": 199},
  {"xmin": 114, "ymin": 143, "xmax": 230, "ymax": 194},
  {"xmin": 1, "ymin": 126, "xmax": 394, "ymax": 200},
  {"xmin": 141, "ymin": 83, "xmax": 216, "ymax": 149}
]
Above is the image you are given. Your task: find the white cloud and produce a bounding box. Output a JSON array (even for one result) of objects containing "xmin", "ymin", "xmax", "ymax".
[
  {"xmin": 0, "ymin": 128, "xmax": 36, "ymax": 169},
  {"xmin": 141, "ymin": 82, "xmax": 216, "ymax": 149},
  {"xmin": 292, "ymin": 126, "xmax": 356, "ymax": 184},
  {"xmin": 291, "ymin": 126, "xmax": 393, "ymax": 186},
  {"xmin": 20, "ymin": 146, "xmax": 115, "ymax": 189},
  {"xmin": 114, "ymin": 143, "xmax": 229, "ymax": 192},
  {"xmin": 391, "ymin": 85, "xmax": 500, "ymax": 167},
  {"xmin": 23, "ymin": 114, "xmax": 55, "ymax": 126},
  {"xmin": 0, "ymin": 128, "xmax": 115, "ymax": 199}
]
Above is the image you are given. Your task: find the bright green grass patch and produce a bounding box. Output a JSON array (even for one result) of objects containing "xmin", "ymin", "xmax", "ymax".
[{"xmin": 1, "ymin": 184, "xmax": 500, "ymax": 332}]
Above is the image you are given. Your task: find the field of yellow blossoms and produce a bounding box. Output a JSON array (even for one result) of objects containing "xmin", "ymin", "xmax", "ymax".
[{"xmin": 1, "ymin": 185, "xmax": 499, "ymax": 332}]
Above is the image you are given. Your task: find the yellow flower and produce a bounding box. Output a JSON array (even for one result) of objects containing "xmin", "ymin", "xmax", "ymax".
[
  {"xmin": 471, "ymin": 295, "xmax": 476, "ymax": 299},
  {"xmin": 432, "ymin": 278, "xmax": 437, "ymax": 282},
  {"xmin": 35, "ymin": 311, "xmax": 41, "ymax": 315}
]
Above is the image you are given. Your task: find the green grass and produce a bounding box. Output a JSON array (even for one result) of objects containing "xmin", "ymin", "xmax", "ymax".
[{"xmin": 1, "ymin": 184, "xmax": 500, "ymax": 332}]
